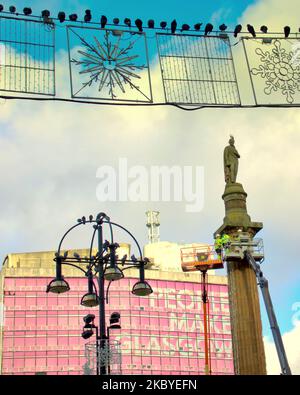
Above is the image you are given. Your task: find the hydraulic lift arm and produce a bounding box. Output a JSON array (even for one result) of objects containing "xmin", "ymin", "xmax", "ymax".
[{"xmin": 244, "ymin": 250, "xmax": 292, "ymax": 375}]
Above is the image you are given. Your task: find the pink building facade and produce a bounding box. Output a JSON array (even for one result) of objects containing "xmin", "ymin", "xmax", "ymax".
[{"xmin": 0, "ymin": 252, "xmax": 234, "ymax": 375}]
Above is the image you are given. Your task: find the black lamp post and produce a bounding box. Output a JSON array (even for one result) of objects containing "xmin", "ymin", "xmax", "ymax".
[{"xmin": 46, "ymin": 212, "xmax": 153, "ymax": 375}]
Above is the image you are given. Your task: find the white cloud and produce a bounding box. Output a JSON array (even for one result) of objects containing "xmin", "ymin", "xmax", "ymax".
[
  {"xmin": 239, "ymin": 0, "xmax": 300, "ymax": 30},
  {"xmin": 264, "ymin": 322, "xmax": 300, "ymax": 374}
]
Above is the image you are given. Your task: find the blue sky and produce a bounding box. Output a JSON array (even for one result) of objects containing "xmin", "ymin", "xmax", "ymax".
[
  {"xmin": 1, "ymin": 0, "xmax": 300, "ymax": 373},
  {"xmin": 3, "ymin": 0, "xmax": 254, "ymax": 26}
]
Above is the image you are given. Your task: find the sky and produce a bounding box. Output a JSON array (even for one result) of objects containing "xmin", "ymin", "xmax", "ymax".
[{"xmin": 0, "ymin": 0, "xmax": 300, "ymax": 374}]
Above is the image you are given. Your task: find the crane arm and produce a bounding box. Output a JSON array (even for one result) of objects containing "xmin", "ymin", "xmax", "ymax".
[{"xmin": 244, "ymin": 250, "xmax": 292, "ymax": 375}]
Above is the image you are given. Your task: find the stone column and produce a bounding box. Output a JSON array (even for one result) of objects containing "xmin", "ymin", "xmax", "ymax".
[{"xmin": 215, "ymin": 183, "xmax": 267, "ymax": 375}]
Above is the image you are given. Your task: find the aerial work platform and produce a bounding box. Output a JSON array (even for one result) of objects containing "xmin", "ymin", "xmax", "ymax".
[
  {"xmin": 223, "ymin": 234, "xmax": 264, "ymax": 262},
  {"xmin": 181, "ymin": 245, "xmax": 224, "ymax": 272},
  {"xmin": 180, "ymin": 235, "xmax": 264, "ymax": 273}
]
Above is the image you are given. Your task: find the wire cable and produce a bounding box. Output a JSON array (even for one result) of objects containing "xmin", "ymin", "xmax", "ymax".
[{"xmin": 1, "ymin": 94, "xmax": 300, "ymax": 110}]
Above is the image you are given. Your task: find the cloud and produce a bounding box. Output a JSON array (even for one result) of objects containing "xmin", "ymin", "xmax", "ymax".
[
  {"xmin": 264, "ymin": 321, "xmax": 300, "ymax": 374},
  {"xmin": 239, "ymin": 0, "xmax": 300, "ymax": 30}
]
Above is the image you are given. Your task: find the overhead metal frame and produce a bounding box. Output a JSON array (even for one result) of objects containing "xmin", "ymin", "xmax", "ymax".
[
  {"xmin": 0, "ymin": 15, "xmax": 55, "ymax": 96},
  {"xmin": 156, "ymin": 32, "xmax": 241, "ymax": 106}
]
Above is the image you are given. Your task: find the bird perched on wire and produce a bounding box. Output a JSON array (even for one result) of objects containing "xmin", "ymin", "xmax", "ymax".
[
  {"xmin": 247, "ymin": 24, "xmax": 256, "ymax": 37},
  {"xmin": 124, "ymin": 18, "xmax": 131, "ymax": 27},
  {"xmin": 194, "ymin": 23, "xmax": 202, "ymax": 31},
  {"xmin": 171, "ymin": 19, "xmax": 177, "ymax": 34},
  {"xmin": 84, "ymin": 10, "xmax": 91, "ymax": 23},
  {"xmin": 135, "ymin": 18, "xmax": 143, "ymax": 32},
  {"xmin": 100, "ymin": 15, "xmax": 107, "ymax": 29},
  {"xmin": 260, "ymin": 25, "xmax": 268, "ymax": 33},
  {"xmin": 234, "ymin": 24, "xmax": 242, "ymax": 37},
  {"xmin": 204, "ymin": 23, "xmax": 213, "ymax": 35},
  {"xmin": 284, "ymin": 25, "xmax": 291, "ymax": 38},
  {"xmin": 219, "ymin": 23, "xmax": 227, "ymax": 31},
  {"xmin": 181, "ymin": 24, "xmax": 190, "ymax": 32},
  {"xmin": 148, "ymin": 19, "xmax": 155, "ymax": 28},
  {"xmin": 160, "ymin": 21, "xmax": 167, "ymax": 29}
]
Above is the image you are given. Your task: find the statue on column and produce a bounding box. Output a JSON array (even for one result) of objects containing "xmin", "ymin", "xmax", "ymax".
[{"xmin": 224, "ymin": 135, "xmax": 240, "ymax": 184}]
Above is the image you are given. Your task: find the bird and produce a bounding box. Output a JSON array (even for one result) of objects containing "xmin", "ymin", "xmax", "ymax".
[
  {"xmin": 135, "ymin": 18, "xmax": 143, "ymax": 32},
  {"xmin": 81, "ymin": 216, "xmax": 86, "ymax": 224},
  {"xmin": 260, "ymin": 25, "xmax": 268, "ymax": 33},
  {"xmin": 84, "ymin": 10, "xmax": 91, "ymax": 23},
  {"xmin": 23, "ymin": 7, "xmax": 32, "ymax": 15},
  {"xmin": 73, "ymin": 252, "xmax": 81, "ymax": 260},
  {"xmin": 41, "ymin": 10, "xmax": 50, "ymax": 18},
  {"xmin": 63, "ymin": 251, "xmax": 68, "ymax": 259},
  {"xmin": 171, "ymin": 19, "xmax": 177, "ymax": 34},
  {"xmin": 113, "ymin": 17, "xmax": 119, "ymax": 25},
  {"xmin": 124, "ymin": 18, "xmax": 131, "ymax": 27},
  {"xmin": 131, "ymin": 254, "xmax": 138, "ymax": 262},
  {"xmin": 57, "ymin": 11, "xmax": 66, "ymax": 23},
  {"xmin": 233, "ymin": 24, "xmax": 242, "ymax": 37},
  {"xmin": 103, "ymin": 240, "xmax": 110, "ymax": 250},
  {"xmin": 219, "ymin": 23, "xmax": 227, "ymax": 31},
  {"xmin": 247, "ymin": 24, "xmax": 256, "ymax": 37},
  {"xmin": 69, "ymin": 14, "xmax": 78, "ymax": 22},
  {"xmin": 160, "ymin": 21, "xmax": 167, "ymax": 29},
  {"xmin": 148, "ymin": 19, "xmax": 154, "ymax": 28},
  {"xmin": 284, "ymin": 25, "xmax": 291, "ymax": 38},
  {"xmin": 205, "ymin": 23, "xmax": 213, "ymax": 35},
  {"xmin": 89, "ymin": 215, "xmax": 93, "ymax": 221},
  {"xmin": 194, "ymin": 23, "xmax": 202, "ymax": 31},
  {"xmin": 121, "ymin": 255, "xmax": 128, "ymax": 265},
  {"xmin": 100, "ymin": 15, "xmax": 107, "ymax": 29},
  {"xmin": 181, "ymin": 24, "xmax": 190, "ymax": 32}
]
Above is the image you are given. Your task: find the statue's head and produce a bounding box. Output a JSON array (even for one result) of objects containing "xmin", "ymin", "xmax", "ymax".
[{"xmin": 229, "ymin": 135, "xmax": 235, "ymax": 146}]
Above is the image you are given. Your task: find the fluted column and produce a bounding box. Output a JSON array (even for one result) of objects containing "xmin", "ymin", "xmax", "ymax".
[{"xmin": 215, "ymin": 183, "xmax": 266, "ymax": 375}]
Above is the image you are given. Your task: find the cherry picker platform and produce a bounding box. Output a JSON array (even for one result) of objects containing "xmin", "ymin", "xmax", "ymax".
[{"xmin": 181, "ymin": 244, "xmax": 224, "ymax": 272}]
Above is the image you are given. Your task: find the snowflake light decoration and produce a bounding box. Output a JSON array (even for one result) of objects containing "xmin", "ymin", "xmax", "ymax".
[
  {"xmin": 251, "ymin": 39, "xmax": 300, "ymax": 103},
  {"xmin": 69, "ymin": 28, "xmax": 152, "ymax": 101}
]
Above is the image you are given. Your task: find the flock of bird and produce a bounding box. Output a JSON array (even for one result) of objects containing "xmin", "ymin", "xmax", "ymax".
[{"xmin": 0, "ymin": 5, "xmax": 294, "ymax": 38}]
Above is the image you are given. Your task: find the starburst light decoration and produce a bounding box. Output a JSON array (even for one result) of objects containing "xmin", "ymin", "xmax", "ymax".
[{"xmin": 67, "ymin": 27, "xmax": 152, "ymax": 102}]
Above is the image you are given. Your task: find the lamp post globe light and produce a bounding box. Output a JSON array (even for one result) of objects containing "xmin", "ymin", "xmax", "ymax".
[{"xmin": 46, "ymin": 212, "xmax": 153, "ymax": 375}]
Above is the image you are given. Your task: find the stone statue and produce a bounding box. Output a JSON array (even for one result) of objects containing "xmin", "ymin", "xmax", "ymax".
[{"xmin": 224, "ymin": 135, "xmax": 240, "ymax": 184}]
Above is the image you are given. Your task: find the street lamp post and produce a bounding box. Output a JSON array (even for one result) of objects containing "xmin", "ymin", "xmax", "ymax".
[{"xmin": 46, "ymin": 212, "xmax": 153, "ymax": 375}]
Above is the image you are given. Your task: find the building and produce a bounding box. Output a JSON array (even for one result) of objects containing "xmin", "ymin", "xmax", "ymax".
[{"xmin": 0, "ymin": 243, "xmax": 234, "ymax": 375}]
